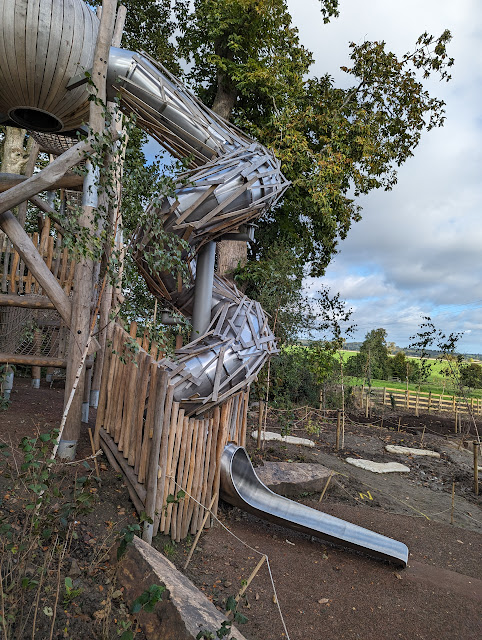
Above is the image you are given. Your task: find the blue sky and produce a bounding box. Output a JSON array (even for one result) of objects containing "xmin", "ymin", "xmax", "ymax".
[{"xmin": 288, "ymin": 0, "xmax": 482, "ymax": 353}]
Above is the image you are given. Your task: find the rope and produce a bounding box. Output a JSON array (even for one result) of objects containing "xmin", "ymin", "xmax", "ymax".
[{"xmin": 167, "ymin": 476, "xmax": 291, "ymax": 640}]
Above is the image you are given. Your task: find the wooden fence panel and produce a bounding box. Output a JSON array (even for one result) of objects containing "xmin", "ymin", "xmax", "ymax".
[
  {"xmin": 360, "ymin": 385, "xmax": 481, "ymax": 416},
  {"xmin": 94, "ymin": 322, "xmax": 249, "ymax": 541},
  {"xmin": 0, "ymin": 231, "xmax": 75, "ymax": 294}
]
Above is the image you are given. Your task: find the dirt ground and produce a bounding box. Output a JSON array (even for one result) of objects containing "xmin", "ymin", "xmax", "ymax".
[{"xmin": 1, "ymin": 377, "xmax": 481, "ymax": 640}]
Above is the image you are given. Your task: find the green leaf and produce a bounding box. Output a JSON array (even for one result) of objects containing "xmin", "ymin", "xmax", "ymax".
[{"xmin": 225, "ymin": 596, "xmax": 237, "ymax": 613}]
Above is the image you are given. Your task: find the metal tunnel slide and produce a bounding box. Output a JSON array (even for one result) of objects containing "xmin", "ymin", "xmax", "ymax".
[
  {"xmin": 220, "ymin": 444, "xmax": 409, "ymax": 567},
  {"xmin": 0, "ymin": 0, "xmax": 409, "ymax": 564}
]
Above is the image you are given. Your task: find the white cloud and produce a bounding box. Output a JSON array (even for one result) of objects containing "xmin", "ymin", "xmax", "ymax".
[{"xmin": 289, "ymin": 0, "xmax": 482, "ymax": 353}]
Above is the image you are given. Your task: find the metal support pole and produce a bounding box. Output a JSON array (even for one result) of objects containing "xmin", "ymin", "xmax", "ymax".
[{"xmin": 191, "ymin": 241, "xmax": 216, "ymax": 339}]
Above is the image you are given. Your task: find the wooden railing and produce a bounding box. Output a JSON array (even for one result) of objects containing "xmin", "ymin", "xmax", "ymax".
[
  {"xmin": 357, "ymin": 385, "xmax": 481, "ymax": 416},
  {"xmin": 0, "ymin": 226, "xmax": 75, "ymax": 295},
  {"xmin": 94, "ymin": 322, "xmax": 249, "ymax": 541}
]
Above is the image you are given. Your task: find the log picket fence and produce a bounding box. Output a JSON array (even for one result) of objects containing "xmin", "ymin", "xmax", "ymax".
[
  {"xmin": 94, "ymin": 322, "xmax": 249, "ymax": 541},
  {"xmin": 358, "ymin": 385, "xmax": 481, "ymax": 416},
  {"xmin": 0, "ymin": 226, "xmax": 75, "ymax": 296}
]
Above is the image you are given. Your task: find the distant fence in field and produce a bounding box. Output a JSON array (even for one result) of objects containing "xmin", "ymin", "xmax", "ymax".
[{"xmin": 356, "ymin": 386, "xmax": 481, "ymax": 416}]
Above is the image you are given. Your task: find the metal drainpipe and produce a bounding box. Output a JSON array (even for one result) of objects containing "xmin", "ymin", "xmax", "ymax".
[{"xmin": 191, "ymin": 241, "xmax": 216, "ymax": 339}]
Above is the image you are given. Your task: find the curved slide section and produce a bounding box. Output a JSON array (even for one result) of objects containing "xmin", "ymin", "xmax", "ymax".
[{"xmin": 220, "ymin": 443, "xmax": 409, "ymax": 567}]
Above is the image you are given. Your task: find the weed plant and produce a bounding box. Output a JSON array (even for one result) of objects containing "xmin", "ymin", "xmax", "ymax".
[{"xmin": 0, "ymin": 428, "xmax": 97, "ymax": 638}]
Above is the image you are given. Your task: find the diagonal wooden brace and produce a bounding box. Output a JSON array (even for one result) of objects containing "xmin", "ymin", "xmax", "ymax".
[
  {"xmin": 0, "ymin": 210, "xmax": 72, "ymax": 326},
  {"xmin": 0, "ymin": 138, "xmax": 92, "ymax": 216}
]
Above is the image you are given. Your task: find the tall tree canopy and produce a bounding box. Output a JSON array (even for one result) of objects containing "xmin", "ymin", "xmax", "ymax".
[
  {"xmin": 91, "ymin": 0, "xmax": 453, "ymax": 336},
  {"xmin": 168, "ymin": 0, "xmax": 453, "ymax": 275}
]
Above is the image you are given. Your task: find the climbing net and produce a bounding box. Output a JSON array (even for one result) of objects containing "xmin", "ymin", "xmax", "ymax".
[{"xmin": 0, "ymin": 303, "xmax": 69, "ymax": 358}]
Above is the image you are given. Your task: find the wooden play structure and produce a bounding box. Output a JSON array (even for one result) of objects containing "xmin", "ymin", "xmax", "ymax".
[
  {"xmin": 0, "ymin": 0, "xmax": 414, "ymax": 566},
  {"xmin": 0, "ymin": 0, "xmax": 284, "ymax": 541}
]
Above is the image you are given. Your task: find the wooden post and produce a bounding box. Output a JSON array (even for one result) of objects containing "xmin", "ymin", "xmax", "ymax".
[
  {"xmin": 61, "ymin": 0, "xmax": 118, "ymax": 455},
  {"xmin": 454, "ymin": 408, "xmax": 458, "ymax": 434},
  {"xmin": 382, "ymin": 386, "xmax": 387, "ymax": 407},
  {"xmin": 428, "ymin": 391, "xmax": 432, "ymax": 413},
  {"xmin": 415, "ymin": 392, "xmax": 419, "ymax": 417},
  {"xmin": 257, "ymin": 399, "xmax": 265, "ymax": 448},
  {"xmin": 335, "ymin": 411, "xmax": 341, "ymax": 451},
  {"xmin": 90, "ymin": 7, "xmax": 127, "ymax": 410},
  {"xmin": 31, "ymin": 326, "xmax": 42, "ymax": 388},
  {"xmin": 0, "ymin": 140, "xmax": 92, "ymax": 217},
  {"xmin": 143, "ymin": 371, "xmax": 168, "ymax": 544},
  {"xmin": 0, "ymin": 211, "xmax": 72, "ymax": 325}
]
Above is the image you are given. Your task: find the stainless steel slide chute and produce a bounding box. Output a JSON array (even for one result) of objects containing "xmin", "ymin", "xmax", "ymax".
[{"xmin": 220, "ymin": 443, "xmax": 409, "ymax": 567}]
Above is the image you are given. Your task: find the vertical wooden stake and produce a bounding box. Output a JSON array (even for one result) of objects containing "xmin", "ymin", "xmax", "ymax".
[
  {"xmin": 420, "ymin": 426, "xmax": 426, "ymax": 448},
  {"xmin": 319, "ymin": 471, "xmax": 334, "ymax": 503},
  {"xmin": 454, "ymin": 409, "xmax": 458, "ymax": 434},
  {"xmin": 335, "ymin": 411, "xmax": 341, "ymax": 451},
  {"xmin": 257, "ymin": 400, "xmax": 265, "ymax": 449},
  {"xmin": 183, "ymin": 493, "xmax": 217, "ymax": 570},
  {"xmin": 398, "ymin": 417, "xmax": 401, "ymax": 432},
  {"xmin": 143, "ymin": 371, "xmax": 168, "ymax": 544}
]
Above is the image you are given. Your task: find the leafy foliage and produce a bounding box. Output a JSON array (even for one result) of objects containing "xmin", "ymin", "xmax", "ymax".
[
  {"xmin": 390, "ymin": 351, "xmax": 421, "ymax": 383},
  {"xmin": 130, "ymin": 584, "xmax": 166, "ymax": 614},
  {"xmin": 234, "ymin": 241, "xmax": 314, "ymax": 343},
  {"xmin": 0, "ymin": 430, "xmax": 98, "ymax": 637},
  {"xmin": 196, "ymin": 592, "xmax": 248, "ymax": 639},
  {"xmin": 269, "ymin": 346, "xmax": 319, "ymax": 407},
  {"xmin": 345, "ymin": 328, "xmax": 391, "ymax": 382}
]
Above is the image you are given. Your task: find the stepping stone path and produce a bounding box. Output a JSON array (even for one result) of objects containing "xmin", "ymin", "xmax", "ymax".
[
  {"xmin": 346, "ymin": 458, "xmax": 410, "ymax": 474},
  {"xmin": 385, "ymin": 445, "xmax": 440, "ymax": 458},
  {"xmin": 251, "ymin": 430, "xmax": 315, "ymax": 447}
]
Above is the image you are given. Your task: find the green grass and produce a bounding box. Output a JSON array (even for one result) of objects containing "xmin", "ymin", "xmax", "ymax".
[
  {"xmin": 289, "ymin": 344, "xmax": 482, "ymax": 399},
  {"xmin": 339, "ymin": 351, "xmax": 482, "ymax": 399},
  {"xmin": 345, "ymin": 376, "xmax": 482, "ymax": 400}
]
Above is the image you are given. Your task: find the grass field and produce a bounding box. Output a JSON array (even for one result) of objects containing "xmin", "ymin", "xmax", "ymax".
[
  {"xmin": 339, "ymin": 351, "xmax": 482, "ymax": 399},
  {"xmin": 284, "ymin": 345, "xmax": 482, "ymax": 399}
]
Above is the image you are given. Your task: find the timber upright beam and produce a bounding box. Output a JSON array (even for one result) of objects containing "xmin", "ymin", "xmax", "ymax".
[
  {"xmin": 90, "ymin": 5, "xmax": 127, "ymax": 410},
  {"xmin": 60, "ymin": 0, "xmax": 118, "ymax": 458}
]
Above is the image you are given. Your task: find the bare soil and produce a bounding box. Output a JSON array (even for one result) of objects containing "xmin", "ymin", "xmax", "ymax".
[{"xmin": 1, "ymin": 378, "xmax": 481, "ymax": 640}]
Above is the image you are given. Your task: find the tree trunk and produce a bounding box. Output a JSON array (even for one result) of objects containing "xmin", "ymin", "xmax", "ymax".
[
  {"xmin": 211, "ymin": 76, "xmax": 237, "ymax": 121},
  {"xmin": 0, "ymin": 127, "xmax": 30, "ymax": 174},
  {"xmin": 210, "ymin": 64, "xmax": 247, "ymax": 278},
  {"xmin": 216, "ymin": 239, "xmax": 247, "ymax": 277},
  {"xmin": 17, "ymin": 139, "xmax": 40, "ymax": 228}
]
